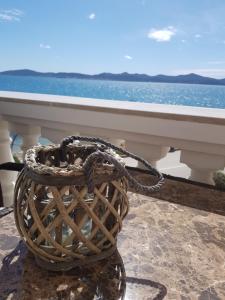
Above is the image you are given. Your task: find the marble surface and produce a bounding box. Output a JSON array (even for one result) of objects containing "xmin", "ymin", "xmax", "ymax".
[
  {"xmin": 1, "ymin": 193, "xmax": 225, "ymax": 299},
  {"xmin": 129, "ymin": 168, "xmax": 225, "ymax": 217}
]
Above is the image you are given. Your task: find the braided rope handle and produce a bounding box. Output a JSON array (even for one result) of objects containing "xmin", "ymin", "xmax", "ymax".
[{"xmin": 60, "ymin": 136, "xmax": 164, "ymax": 194}]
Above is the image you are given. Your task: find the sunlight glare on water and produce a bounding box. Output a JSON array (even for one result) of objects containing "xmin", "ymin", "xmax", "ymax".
[{"xmin": 0, "ymin": 75, "xmax": 225, "ymax": 108}]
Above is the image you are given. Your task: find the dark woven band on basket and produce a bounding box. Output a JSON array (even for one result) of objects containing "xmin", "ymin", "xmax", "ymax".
[
  {"xmin": 35, "ymin": 244, "xmax": 117, "ymax": 272},
  {"xmin": 25, "ymin": 167, "xmax": 123, "ymax": 187}
]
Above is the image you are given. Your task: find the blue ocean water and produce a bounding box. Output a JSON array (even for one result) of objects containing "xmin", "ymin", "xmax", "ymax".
[{"xmin": 1, "ymin": 74, "xmax": 225, "ymax": 109}]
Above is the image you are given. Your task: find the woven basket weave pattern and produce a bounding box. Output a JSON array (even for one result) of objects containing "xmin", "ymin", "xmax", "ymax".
[{"xmin": 14, "ymin": 143, "xmax": 129, "ymax": 267}]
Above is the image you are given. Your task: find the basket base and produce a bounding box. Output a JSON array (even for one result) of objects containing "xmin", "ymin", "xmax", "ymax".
[{"xmin": 35, "ymin": 245, "xmax": 117, "ymax": 272}]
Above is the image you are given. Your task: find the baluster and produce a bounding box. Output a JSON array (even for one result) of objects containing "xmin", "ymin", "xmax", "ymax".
[
  {"xmin": 126, "ymin": 140, "xmax": 169, "ymax": 168},
  {"xmin": 0, "ymin": 120, "xmax": 17, "ymax": 206},
  {"xmin": 21, "ymin": 126, "xmax": 41, "ymax": 160},
  {"xmin": 180, "ymin": 150, "xmax": 225, "ymax": 185},
  {"xmin": 108, "ymin": 138, "xmax": 125, "ymax": 149}
]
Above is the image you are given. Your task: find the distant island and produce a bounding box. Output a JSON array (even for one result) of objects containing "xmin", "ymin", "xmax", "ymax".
[{"xmin": 1, "ymin": 69, "xmax": 225, "ymax": 86}]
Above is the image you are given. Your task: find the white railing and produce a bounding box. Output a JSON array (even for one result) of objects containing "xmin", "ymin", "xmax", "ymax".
[{"xmin": 1, "ymin": 91, "xmax": 225, "ymax": 206}]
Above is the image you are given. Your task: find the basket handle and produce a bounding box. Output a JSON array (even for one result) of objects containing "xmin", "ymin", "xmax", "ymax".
[{"xmin": 60, "ymin": 136, "xmax": 164, "ymax": 194}]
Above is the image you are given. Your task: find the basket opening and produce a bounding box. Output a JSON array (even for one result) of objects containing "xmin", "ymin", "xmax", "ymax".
[{"xmin": 36, "ymin": 144, "xmax": 100, "ymax": 169}]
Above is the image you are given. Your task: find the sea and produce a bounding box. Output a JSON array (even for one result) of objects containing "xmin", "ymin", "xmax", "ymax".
[
  {"xmin": 1, "ymin": 74, "xmax": 225, "ymax": 153},
  {"xmin": 1, "ymin": 74, "xmax": 225, "ymax": 109}
]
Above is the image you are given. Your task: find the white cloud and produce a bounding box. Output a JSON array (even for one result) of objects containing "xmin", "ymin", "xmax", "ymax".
[
  {"xmin": 88, "ymin": 13, "xmax": 95, "ymax": 20},
  {"xmin": 124, "ymin": 55, "xmax": 133, "ymax": 60},
  {"xmin": 148, "ymin": 26, "xmax": 176, "ymax": 42},
  {"xmin": 181, "ymin": 39, "xmax": 187, "ymax": 43},
  {"xmin": 195, "ymin": 34, "xmax": 202, "ymax": 38},
  {"xmin": 40, "ymin": 43, "xmax": 51, "ymax": 49},
  {"xmin": 0, "ymin": 9, "xmax": 23, "ymax": 22}
]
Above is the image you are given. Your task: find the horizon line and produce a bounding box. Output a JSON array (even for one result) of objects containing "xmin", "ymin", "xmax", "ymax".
[{"xmin": 1, "ymin": 68, "xmax": 225, "ymax": 80}]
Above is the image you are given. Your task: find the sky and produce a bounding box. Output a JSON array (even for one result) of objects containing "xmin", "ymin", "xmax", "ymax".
[{"xmin": 1, "ymin": 0, "xmax": 225, "ymax": 78}]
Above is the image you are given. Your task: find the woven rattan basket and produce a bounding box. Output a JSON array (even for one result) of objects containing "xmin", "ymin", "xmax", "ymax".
[{"xmin": 14, "ymin": 136, "xmax": 164, "ymax": 271}]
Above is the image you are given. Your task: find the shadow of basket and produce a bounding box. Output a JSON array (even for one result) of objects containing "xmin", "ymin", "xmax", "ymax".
[{"xmin": 0, "ymin": 241, "xmax": 167, "ymax": 300}]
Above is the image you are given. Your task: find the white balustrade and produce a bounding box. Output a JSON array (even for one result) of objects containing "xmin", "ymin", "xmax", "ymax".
[
  {"xmin": 126, "ymin": 140, "xmax": 169, "ymax": 168},
  {"xmin": 0, "ymin": 119, "xmax": 17, "ymax": 206},
  {"xmin": 181, "ymin": 150, "xmax": 225, "ymax": 185},
  {"xmin": 41, "ymin": 127, "xmax": 79, "ymax": 144},
  {"xmin": 108, "ymin": 139, "xmax": 126, "ymax": 149},
  {"xmin": 0, "ymin": 91, "xmax": 225, "ymax": 206},
  {"xmin": 20, "ymin": 126, "xmax": 41, "ymax": 160}
]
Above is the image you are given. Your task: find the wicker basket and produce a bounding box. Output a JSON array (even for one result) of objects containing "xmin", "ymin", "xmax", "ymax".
[{"xmin": 14, "ymin": 136, "xmax": 163, "ymax": 271}]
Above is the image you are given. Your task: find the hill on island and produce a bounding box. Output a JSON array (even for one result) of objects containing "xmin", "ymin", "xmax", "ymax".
[{"xmin": 1, "ymin": 69, "xmax": 225, "ymax": 86}]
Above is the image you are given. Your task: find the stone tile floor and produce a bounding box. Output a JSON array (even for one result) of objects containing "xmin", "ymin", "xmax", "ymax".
[{"xmin": 0, "ymin": 192, "xmax": 225, "ymax": 299}]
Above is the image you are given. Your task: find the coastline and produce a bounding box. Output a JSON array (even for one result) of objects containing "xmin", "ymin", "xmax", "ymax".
[{"xmin": 1, "ymin": 70, "xmax": 225, "ymax": 87}]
